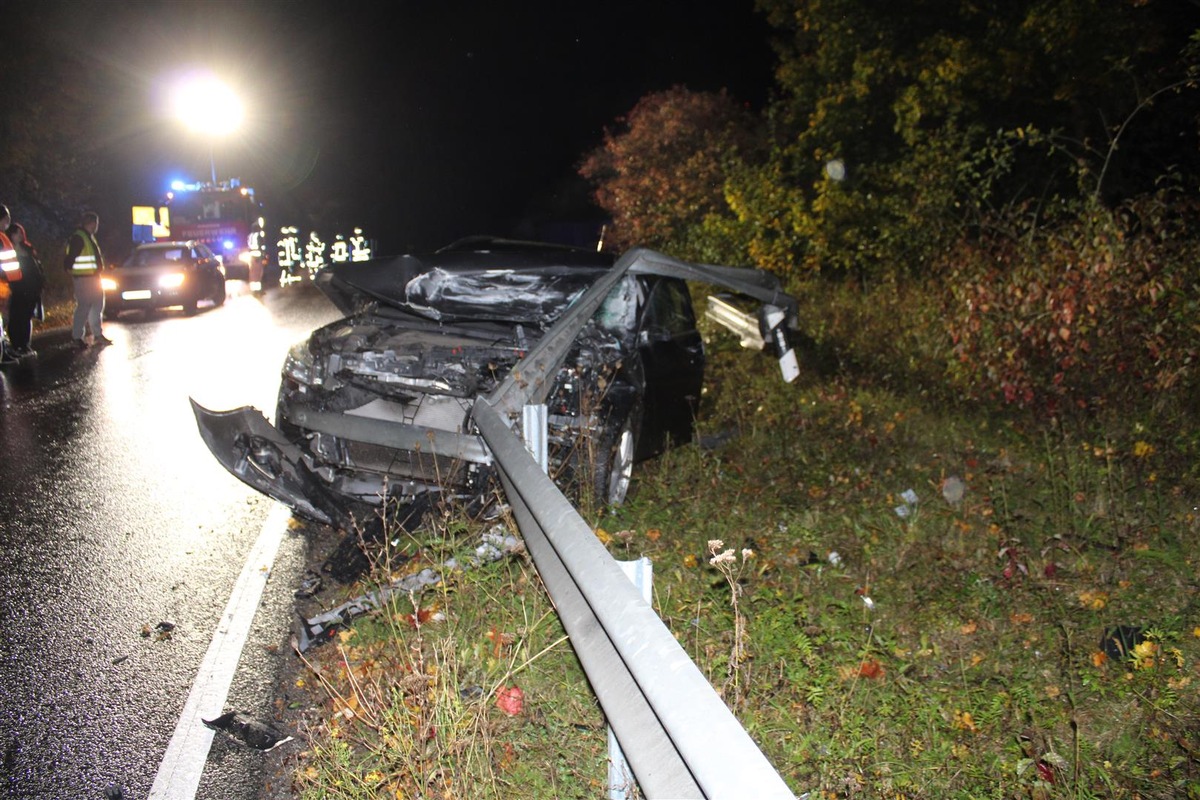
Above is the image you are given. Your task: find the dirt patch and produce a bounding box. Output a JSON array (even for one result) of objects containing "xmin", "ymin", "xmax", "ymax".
[{"xmin": 256, "ymin": 520, "xmax": 359, "ymax": 800}]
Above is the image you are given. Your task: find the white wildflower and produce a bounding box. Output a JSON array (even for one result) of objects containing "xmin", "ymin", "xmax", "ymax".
[{"xmin": 710, "ymin": 549, "xmax": 737, "ymax": 566}]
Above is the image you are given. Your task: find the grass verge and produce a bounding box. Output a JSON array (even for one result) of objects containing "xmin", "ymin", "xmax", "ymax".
[{"xmin": 271, "ymin": 313, "xmax": 1200, "ymax": 799}]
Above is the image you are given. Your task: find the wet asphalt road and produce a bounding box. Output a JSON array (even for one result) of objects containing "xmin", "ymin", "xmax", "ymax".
[{"xmin": 0, "ymin": 280, "xmax": 342, "ymax": 799}]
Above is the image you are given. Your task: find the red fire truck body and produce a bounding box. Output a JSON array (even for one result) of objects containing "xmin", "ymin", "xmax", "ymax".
[{"xmin": 155, "ymin": 180, "xmax": 273, "ymax": 288}]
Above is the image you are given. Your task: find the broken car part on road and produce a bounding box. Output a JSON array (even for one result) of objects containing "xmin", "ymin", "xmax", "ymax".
[{"xmin": 202, "ymin": 711, "xmax": 294, "ymax": 752}]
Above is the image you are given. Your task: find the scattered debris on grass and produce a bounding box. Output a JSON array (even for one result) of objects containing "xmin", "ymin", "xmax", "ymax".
[
  {"xmin": 496, "ymin": 685, "xmax": 524, "ymax": 716},
  {"xmin": 295, "ymin": 567, "xmax": 442, "ymax": 652},
  {"xmin": 293, "ymin": 570, "xmax": 323, "ymax": 599}
]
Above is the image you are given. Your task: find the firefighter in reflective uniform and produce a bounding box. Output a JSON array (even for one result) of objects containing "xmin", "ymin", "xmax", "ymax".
[
  {"xmin": 63, "ymin": 211, "xmax": 112, "ymax": 348},
  {"xmin": 0, "ymin": 204, "xmax": 20, "ymax": 363}
]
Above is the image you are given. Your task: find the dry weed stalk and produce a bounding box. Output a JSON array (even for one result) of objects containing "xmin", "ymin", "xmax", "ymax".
[{"xmin": 708, "ymin": 538, "xmax": 754, "ymax": 710}]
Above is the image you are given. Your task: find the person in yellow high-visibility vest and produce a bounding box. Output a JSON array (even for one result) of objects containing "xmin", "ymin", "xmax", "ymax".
[{"xmin": 63, "ymin": 211, "xmax": 112, "ymax": 348}]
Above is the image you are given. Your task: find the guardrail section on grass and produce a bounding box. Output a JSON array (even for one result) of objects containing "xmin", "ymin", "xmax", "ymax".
[{"xmin": 474, "ymin": 249, "xmax": 799, "ymax": 798}]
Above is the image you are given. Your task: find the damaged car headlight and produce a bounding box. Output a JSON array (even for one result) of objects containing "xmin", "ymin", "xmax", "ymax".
[{"xmin": 282, "ymin": 341, "xmax": 322, "ymax": 387}]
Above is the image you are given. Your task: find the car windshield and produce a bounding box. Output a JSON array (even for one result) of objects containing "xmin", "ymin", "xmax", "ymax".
[
  {"xmin": 170, "ymin": 193, "xmax": 253, "ymax": 225},
  {"xmin": 125, "ymin": 247, "xmax": 186, "ymax": 267}
]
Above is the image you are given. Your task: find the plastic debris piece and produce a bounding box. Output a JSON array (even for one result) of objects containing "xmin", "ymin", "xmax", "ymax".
[
  {"xmin": 202, "ymin": 711, "xmax": 294, "ymax": 751},
  {"xmin": 860, "ymin": 595, "xmax": 875, "ymax": 610},
  {"xmin": 472, "ymin": 524, "xmax": 522, "ymax": 566},
  {"xmin": 295, "ymin": 567, "xmax": 441, "ymax": 652},
  {"xmin": 894, "ymin": 488, "xmax": 920, "ymax": 518},
  {"xmin": 496, "ymin": 685, "xmax": 524, "ymax": 716},
  {"xmin": 826, "ymin": 551, "xmax": 842, "ymax": 567},
  {"xmin": 294, "ymin": 569, "xmax": 324, "ymax": 599}
]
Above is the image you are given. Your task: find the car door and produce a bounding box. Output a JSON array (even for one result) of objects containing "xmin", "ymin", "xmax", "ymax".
[
  {"xmin": 634, "ymin": 276, "xmax": 706, "ymax": 459},
  {"xmin": 192, "ymin": 243, "xmax": 218, "ymax": 288}
]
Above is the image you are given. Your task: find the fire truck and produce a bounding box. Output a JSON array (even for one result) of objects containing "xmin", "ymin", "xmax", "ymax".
[{"xmin": 132, "ymin": 179, "xmax": 276, "ymax": 290}]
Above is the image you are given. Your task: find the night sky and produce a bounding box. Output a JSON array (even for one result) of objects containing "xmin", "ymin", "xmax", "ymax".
[{"xmin": 32, "ymin": 1, "xmax": 776, "ymax": 255}]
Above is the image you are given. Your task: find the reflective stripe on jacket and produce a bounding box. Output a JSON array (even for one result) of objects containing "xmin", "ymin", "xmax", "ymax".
[
  {"xmin": 0, "ymin": 232, "xmax": 20, "ymax": 282},
  {"xmin": 66, "ymin": 228, "xmax": 101, "ymax": 276}
]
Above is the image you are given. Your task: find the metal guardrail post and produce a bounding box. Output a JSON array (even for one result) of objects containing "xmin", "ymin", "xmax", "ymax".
[
  {"xmin": 523, "ymin": 403, "xmax": 642, "ymax": 796},
  {"xmin": 609, "ymin": 557, "xmax": 653, "ymax": 799},
  {"xmin": 521, "ymin": 404, "xmax": 548, "ymax": 473}
]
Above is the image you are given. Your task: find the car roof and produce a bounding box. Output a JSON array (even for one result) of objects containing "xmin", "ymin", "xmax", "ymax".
[
  {"xmin": 431, "ymin": 236, "xmax": 613, "ymax": 270},
  {"xmin": 134, "ymin": 241, "xmax": 203, "ymax": 251}
]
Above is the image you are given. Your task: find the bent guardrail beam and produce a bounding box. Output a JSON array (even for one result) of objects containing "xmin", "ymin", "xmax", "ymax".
[
  {"xmin": 473, "ymin": 396, "xmax": 795, "ymax": 799},
  {"xmin": 490, "ymin": 247, "xmax": 800, "ymax": 417}
]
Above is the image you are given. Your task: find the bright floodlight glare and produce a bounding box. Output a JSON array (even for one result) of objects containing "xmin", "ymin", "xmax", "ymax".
[{"xmin": 173, "ymin": 75, "xmax": 243, "ymax": 136}]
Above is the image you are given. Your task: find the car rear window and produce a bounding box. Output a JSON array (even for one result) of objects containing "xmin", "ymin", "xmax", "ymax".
[{"xmin": 127, "ymin": 247, "xmax": 186, "ymax": 267}]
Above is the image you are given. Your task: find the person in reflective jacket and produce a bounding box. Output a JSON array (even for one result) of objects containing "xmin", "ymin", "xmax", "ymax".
[
  {"xmin": 63, "ymin": 211, "xmax": 112, "ymax": 348},
  {"xmin": 5, "ymin": 221, "xmax": 44, "ymax": 357},
  {"xmin": 0, "ymin": 204, "xmax": 20, "ymax": 364}
]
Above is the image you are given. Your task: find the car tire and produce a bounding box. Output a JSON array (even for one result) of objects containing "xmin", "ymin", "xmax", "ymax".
[
  {"xmin": 212, "ymin": 277, "xmax": 226, "ymax": 307},
  {"xmin": 592, "ymin": 404, "xmax": 641, "ymax": 507},
  {"xmin": 183, "ymin": 295, "xmax": 199, "ymax": 315}
]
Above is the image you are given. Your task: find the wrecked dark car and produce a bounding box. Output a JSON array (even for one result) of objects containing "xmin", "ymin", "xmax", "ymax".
[{"xmin": 191, "ymin": 238, "xmax": 798, "ymax": 529}]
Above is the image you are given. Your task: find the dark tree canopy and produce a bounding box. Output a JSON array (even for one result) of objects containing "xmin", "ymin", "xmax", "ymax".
[{"xmin": 582, "ymin": 0, "xmax": 1200, "ymax": 280}]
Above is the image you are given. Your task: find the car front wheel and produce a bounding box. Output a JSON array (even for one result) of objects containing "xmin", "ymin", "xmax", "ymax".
[{"xmin": 592, "ymin": 404, "xmax": 641, "ymax": 507}]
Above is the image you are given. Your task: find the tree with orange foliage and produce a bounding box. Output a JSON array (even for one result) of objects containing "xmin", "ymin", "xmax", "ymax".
[{"xmin": 579, "ymin": 86, "xmax": 760, "ymax": 263}]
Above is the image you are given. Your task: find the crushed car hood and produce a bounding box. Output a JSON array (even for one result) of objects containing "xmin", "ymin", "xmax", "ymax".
[{"xmin": 315, "ymin": 242, "xmax": 615, "ymax": 324}]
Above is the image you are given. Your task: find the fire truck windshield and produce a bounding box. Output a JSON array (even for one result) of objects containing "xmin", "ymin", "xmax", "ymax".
[{"xmin": 170, "ymin": 193, "xmax": 251, "ymax": 225}]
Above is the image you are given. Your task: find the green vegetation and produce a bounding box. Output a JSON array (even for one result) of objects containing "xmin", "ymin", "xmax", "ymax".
[{"xmin": 286, "ymin": 313, "xmax": 1200, "ymax": 798}]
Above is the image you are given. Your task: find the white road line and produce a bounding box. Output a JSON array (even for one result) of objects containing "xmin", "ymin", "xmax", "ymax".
[{"xmin": 149, "ymin": 503, "xmax": 292, "ymax": 799}]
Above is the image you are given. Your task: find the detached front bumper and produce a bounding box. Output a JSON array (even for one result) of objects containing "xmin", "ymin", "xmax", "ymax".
[
  {"xmin": 191, "ymin": 399, "xmax": 498, "ymax": 527},
  {"xmin": 190, "ymin": 399, "xmax": 342, "ymax": 526}
]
